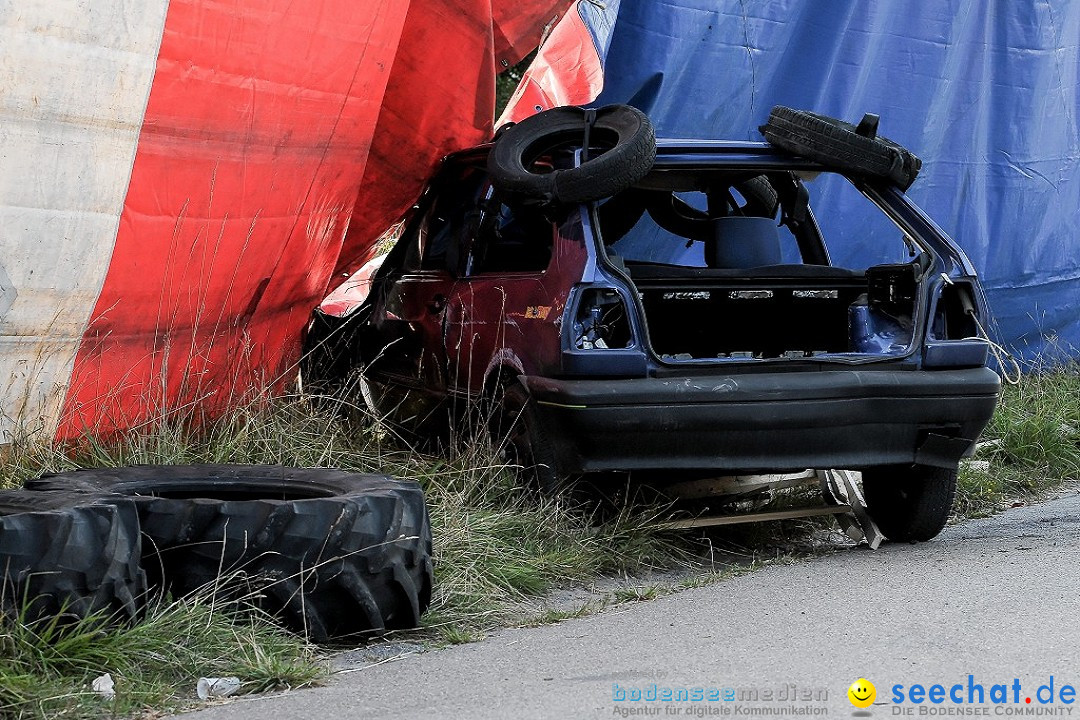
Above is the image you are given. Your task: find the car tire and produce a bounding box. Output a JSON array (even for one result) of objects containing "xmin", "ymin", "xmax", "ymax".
[
  {"xmin": 488, "ymin": 104, "xmax": 656, "ymax": 204},
  {"xmin": 0, "ymin": 489, "xmax": 146, "ymax": 623},
  {"xmin": 760, "ymin": 106, "xmax": 922, "ymax": 190},
  {"xmin": 734, "ymin": 175, "xmax": 779, "ymax": 217},
  {"xmin": 861, "ymin": 464, "xmax": 957, "ymax": 542},
  {"xmin": 26, "ymin": 465, "xmax": 433, "ymax": 641},
  {"xmin": 490, "ymin": 383, "xmax": 562, "ymax": 496}
]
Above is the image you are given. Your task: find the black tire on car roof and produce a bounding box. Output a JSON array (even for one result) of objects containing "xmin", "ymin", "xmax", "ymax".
[
  {"xmin": 488, "ymin": 104, "xmax": 657, "ymax": 204},
  {"xmin": 0, "ymin": 489, "xmax": 146, "ymax": 623},
  {"xmin": 760, "ymin": 106, "xmax": 922, "ymax": 190},
  {"xmin": 26, "ymin": 465, "xmax": 433, "ymax": 641}
]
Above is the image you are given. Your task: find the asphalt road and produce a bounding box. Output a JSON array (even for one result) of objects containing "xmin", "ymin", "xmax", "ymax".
[{"xmin": 181, "ymin": 489, "xmax": 1080, "ymax": 720}]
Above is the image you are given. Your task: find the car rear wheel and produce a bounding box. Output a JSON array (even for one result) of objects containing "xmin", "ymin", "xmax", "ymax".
[
  {"xmin": 490, "ymin": 383, "xmax": 562, "ymax": 496},
  {"xmin": 861, "ymin": 464, "xmax": 957, "ymax": 541}
]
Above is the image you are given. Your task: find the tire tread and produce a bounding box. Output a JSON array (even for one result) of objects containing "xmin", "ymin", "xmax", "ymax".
[
  {"xmin": 26, "ymin": 465, "xmax": 432, "ymax": 641},
  {"xmin": 761, "ymin": 106, "xmax": 922, "ymax": 190},
  {"xmin": 0, "ymin": 490, "xmax": 146, "ymax": 623},
  {"xmin": 863, "ymin": 465, "xmax": 957, "ymax": 542}
]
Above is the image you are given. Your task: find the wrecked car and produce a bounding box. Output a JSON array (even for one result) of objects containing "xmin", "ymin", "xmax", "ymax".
[{"xmin": 305, "ymin": 105, "xmax": 1001, "ymax": 542}]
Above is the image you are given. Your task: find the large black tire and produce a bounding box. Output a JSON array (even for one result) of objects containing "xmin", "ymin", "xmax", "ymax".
[
  {"xmin": 490, "ymin": 383, "xmax": 562, "ymax": 496},
  {"xmin": 760, "ymin": 106, "xmax": 922, "ymax": 190},
  {"xmin": 27, "ymin": 465, "xmax": 433, "ymax": 642},
  {"xmin": 488, "ymin": 104, "xmax": 656, "ymax": 204},
  {"xmin": 862, "ymin": 465, "xmax": 957, "ymax": 542},
  {"xmin": 0, "ymin": 490, "xmax": 145, "ymax": 623}
]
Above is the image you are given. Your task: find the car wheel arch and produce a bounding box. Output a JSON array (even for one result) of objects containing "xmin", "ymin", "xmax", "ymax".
[{"xmin": 481, "ymin": 351, "xmax": 527, "ymax": 398}]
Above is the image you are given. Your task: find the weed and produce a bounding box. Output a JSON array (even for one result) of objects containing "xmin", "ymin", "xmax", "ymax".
[
  {"xmin": 954, "ymin": 364, "xmax": 1080, "ymax": 517},
  {"xmin": 0, "ymin": 595, "xmax": 320, "ymax": 719},
  {"xmin": 520, "ymin": 603, "xmax": 600, "ymax": 628},
  {"xmin": 437, "ymin": 626, "xmax": 484, "ymax": 645},
  {"xmin": 0, "ymin": 392, "xmax": 680, "ymax": 715},
  {"xmin": 674, "ymin": 562, "xmax": 766, "ymax": 591},
  {"xmin": 611, "ymin": 585, "xmax": 662, "ymax": 603}
]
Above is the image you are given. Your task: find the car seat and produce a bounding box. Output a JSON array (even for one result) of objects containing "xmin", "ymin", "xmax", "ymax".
[{"xmin": 705, "ymin": 216, "xmax": 782, "ymax": 269}]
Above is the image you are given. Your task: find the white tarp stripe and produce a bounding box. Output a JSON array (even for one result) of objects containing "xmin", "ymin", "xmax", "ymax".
[{"xmin": 0, "ymin": 0, "xmax": 170, "ymax": 443}]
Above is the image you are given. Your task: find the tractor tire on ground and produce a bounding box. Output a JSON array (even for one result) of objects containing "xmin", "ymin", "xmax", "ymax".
[
  {"xmin": 861, "ymin": 464, "xmax": 957, "ymax": 542},
  {"xmin": 488, "ymin": 104, "xmax": 656, "ymax": 204},
  {"xmin": 0, "ymin": 490, "xmax": 145, "ymax": 623},
  {"xmin": 760, "ymin": 106, "xmax": 922, "ymax": 190},
  {"xmin": 27, "ymin": 465, "xmax": 433, "ymax": 642}
]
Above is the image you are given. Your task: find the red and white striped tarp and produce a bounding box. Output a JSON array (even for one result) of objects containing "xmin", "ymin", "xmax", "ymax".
[{"xmin": 0, "ymin": 0, "xmax": 569, "ymax": 442}]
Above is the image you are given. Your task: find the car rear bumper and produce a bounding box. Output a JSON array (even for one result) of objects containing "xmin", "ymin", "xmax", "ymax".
[{"xmin": 521, "ymin": 367, "xmax": 1001, "ymax": 474}]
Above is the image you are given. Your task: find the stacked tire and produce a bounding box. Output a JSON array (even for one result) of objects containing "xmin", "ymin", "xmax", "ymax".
[
  {"xmin": 488, "ymin": 104, "xmax": 656, "ymax": 203},
  {"xmin": 760, "ymin": 105, "xmax": 922, "ymax": 190},
  {"xmin": 7, "ymin": 465, "xmax": 433, "ymax": 642}
]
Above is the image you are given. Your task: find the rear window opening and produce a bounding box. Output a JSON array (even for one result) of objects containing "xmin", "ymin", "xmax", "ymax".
[{"xmin": 595, "ymin": 170, "xmax": 925, "ymax": 362}]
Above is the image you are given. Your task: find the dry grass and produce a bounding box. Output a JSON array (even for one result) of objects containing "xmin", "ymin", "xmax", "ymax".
[
  {"xmin": 955, "ymin": 364, "xmax": 1080, "ymax": 517},
  {"xmin": 1, "ymin": 359, "xmax": 1075, "ymax": 717},
  {"xmin": 0, "ymin": 390, "xmax": 681, "ymax": 716}
]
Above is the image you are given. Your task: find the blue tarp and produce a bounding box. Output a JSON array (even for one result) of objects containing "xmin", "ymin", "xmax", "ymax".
[{"xmin": 588, "ymin": 0, "xmax": 1080, "ymax": 362}]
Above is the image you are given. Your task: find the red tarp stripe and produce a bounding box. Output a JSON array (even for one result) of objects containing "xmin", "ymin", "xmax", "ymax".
[
  {"xmin": 57, "ymin": 0, "xmax": 410, "ymax": 437},
  {"xmin": 496, "ymin": 1, "xmax": 607, "ymax": 128},
  {"xmin": 56, "ymin": 0, "xmax": 573, "ymax": 438}
]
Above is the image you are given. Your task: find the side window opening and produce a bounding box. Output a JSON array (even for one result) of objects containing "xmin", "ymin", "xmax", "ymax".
[
  {"xmin": 468, "ymin": 198, "xmax": 554, "ymax": 275},
  {"xmin": 809, "ymin": 173, "xmax": 916, "ymax": 269},
  {"xmin": 403, "ymin": 163, "xmax": 488, "ymax": 272}
]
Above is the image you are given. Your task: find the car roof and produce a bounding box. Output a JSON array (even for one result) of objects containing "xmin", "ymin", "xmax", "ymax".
[
  {"xmin": 448, "ymin": 138, "xmax": 826, "ymax": 172},
  {"xmin": 652, "ymin": 139, "xmax": 825, "ymax": 171}
]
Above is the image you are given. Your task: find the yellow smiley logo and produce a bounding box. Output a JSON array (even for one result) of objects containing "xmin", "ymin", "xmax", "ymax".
[{"xmin": 848, "ymin": 678, "xmax": 876, "ymax": 708}]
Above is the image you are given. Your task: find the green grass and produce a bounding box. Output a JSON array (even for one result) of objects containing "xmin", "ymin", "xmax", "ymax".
[
  {"xmin": 495, "ymin": 51, "xmax": 535, "ymax": 120},
  {"xmin": 0, "ymin": 596, "xmax": 321, "ymax": 719},
  {"xmin": 1, "ymin": 364, "xmax": 1074, "ymax": 717},
  {"xmin": 611, "ymin": 584, "xmax": 663, "ymax": 603},
  {"xmin": 519, "ymin": 603, "xmax": 600, "ymax": 628},
  {"xmin": 954, "ymin": 364, "xmax": 1080, "ymax": 517},
  {"xmin": 0, "ymin": 393, "xmax": 681, "ymax": 717}
]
